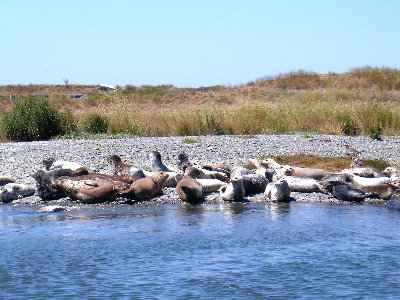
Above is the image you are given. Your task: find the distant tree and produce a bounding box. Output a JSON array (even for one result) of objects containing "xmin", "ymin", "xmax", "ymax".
[{"xmin": 63, "ymin": 78, "xmax": 69, "ymax": 86}]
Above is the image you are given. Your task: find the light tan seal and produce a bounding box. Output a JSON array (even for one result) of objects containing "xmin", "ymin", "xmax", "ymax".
[
  {"xmin": 176, "ymin": 167, "xmax": 203, "ymax": 204},
  {"xmin": 265, "ymin": 179, "xmax": 291, "ymax": 202},
  {"xmin": 62, "ymin": 182, "xmax": 128, "ymax": 204},
  {"xmin": 219, "ymin": 176, "xmax": 245, "ymax": 202},
  {"xmin": 53, "ymin": 173, "xmax": 133, "ymax": 203},
  {"xmin": 118, "ymin": 171, "xmax": 169, "ymax": 200},
  {"xmin": 291, "ymin": 166, "xmax": 332, "ymax": 180}
]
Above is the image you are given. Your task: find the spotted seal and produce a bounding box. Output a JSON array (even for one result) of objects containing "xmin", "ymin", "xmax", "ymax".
[
  {"xmin": 57, "ymin": 180, "xmax": 128, "ymax": 204},
  {"xmin": 0, "ymin": 183, "xmax": 35, "ymax": 203},
  {"xmin": 118, "ymin": 171, "xmax": 169, "ymax": 200}
]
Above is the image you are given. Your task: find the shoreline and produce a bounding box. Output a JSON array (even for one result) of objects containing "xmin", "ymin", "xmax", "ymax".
[{"xmin": 1, "ymin": 134, "xmax": 399, "ymax": 207}]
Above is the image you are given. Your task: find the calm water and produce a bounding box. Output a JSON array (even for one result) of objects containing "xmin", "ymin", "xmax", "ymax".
[{"xmin": 1, "ymin": 202, "xmax": 400, "ymax": 299}]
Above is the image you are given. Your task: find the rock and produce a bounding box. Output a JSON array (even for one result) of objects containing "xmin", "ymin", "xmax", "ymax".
[{"xmin": 38, "ymin": 205, "xmax": 68, "ymax": 213}]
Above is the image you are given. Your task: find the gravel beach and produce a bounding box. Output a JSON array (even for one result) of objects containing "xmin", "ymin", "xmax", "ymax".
[{"xmin": 1, "ymin": 134, "xmax": 400, "ymax": 205}]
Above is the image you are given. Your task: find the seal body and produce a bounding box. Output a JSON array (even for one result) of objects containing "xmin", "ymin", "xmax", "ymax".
[
  {"xmin": 265, "ymin": 179, "xmax": 291, "ymax": 202},
  {"xmin": 281, "ymin": 176, "xmax": 321, "ymax": 193},
  {"xmin": 0, "ymin": 183, "xmax": 35, "ymax": 203},
  {"xmin": 43, "ymin": 158, "xmax": 83, "ymax": 171},
  {"xmin": 332, "ymin": 184, "xmax": 371, "ymax": 202},
  {"xmin": 197, "ymin": 178, "xmax": 227, "ymax": 193},
  {"xmin": 32, "ymin": 168, "xmax": 89, "ymax": 200},
  {"xmin": 149, "ymin": 150, "xmax": 178, "ymax": 172},
  {"xmin": 0, "ymin": 176, "xmax": 15, "ymax": 186},
  {"xmin": 53, "ymin": 173, "xmax": 131, "ymax": 203},
  {"xmin": 240, "ymin": 174, "xmax": 268, "ymax": 195},
  {"xmin": 220, "ymin": 176, "xmax": 245, "ymax": 201},
  {"xmin": 119, "ymin": 171, "xmax": 169, "ymax": 200},
  {"xmin": 107, "ymin": 154, "xmax": 134, "ymax": 176},
  {"xmin": 347, "ymin": 174, "xmax": 390, "ymax": 189},
  {"xmin": 177, "ymin": 152, "xmax": 193, "ymax": 170},
  {"xmin": 176, "ymin": 167, "xmax": 203, "ymax": 204},
  {"xmin": 291, "ymin": 167, "xmax": 332, "ymax": 180}
]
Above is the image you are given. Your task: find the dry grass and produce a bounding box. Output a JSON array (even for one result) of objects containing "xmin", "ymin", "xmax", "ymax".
[
  {"xmin": 265, "ymin": 154, "xmax": 391, "ymax": 171},
  {"xmin": 1, "ymin": 67, "xmax": 400, "ymax": 141}
]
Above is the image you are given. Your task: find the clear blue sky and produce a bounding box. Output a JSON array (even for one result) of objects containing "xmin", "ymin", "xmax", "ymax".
[{"xmin": 1, "ymin": 0, "xmax": 399, "ymax": 87}]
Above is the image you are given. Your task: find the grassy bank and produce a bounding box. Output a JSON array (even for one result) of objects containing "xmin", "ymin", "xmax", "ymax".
[{"xmin": 1, "ymin": 67, "xmax": 400, "ymax": 141}]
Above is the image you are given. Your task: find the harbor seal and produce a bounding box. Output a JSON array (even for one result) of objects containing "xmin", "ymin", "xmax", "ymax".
[
  {"xmin": 264, "ymin": 179, "xmax": 291, "ymax": 202},
  {"xmin": 32, "ymin": 168, "xmax": 90, "ymax": 200},
  {"xmin": 383, "ymin": 167, "xmax": 400, "ymax": 178},
  {"xmin": 0, "ymin": 175, "xmax": 15, "ymax": 186},
  {"xmin": 0, "ymin": 183, "xmax": 35, "ymax": 203},
  {"xmin": 291, "ymin": 166, "xmax": 332, "ymax": 180},
  {"xmin": 219, "ymin": 176, "xmax": 245, "ymax": 201},
  {"xmin": 118, "ymin": 171, "xmax": 169, "ymax": 200},
  {"xmin": 177, "ymin": 152, "xmax": 193, "ymax": 170},
  {"xmin": 177, "ymin": 152, "xmax": 231, "ymax": 175},
  {"xmin": 56, "ymin": 180, "xmax": 128, "ymax": 204},
  {"xmin": 260, "ymin": 158, "xmax": 283, "ymax": 169},
  {"xmin": 248, "ymin": 159, "xmax": 276, "ymax": 181},
  {"xmin": 346, "ymin": 174, "xmax": 390, "ymax": 189},
  {"xmin": 176, "ymin": 167, "xmax": 203, "ymax": 204},
  {"xmin": 149, "ymin": 151, "xmax": 178, "ymax": 172},
  {"xmin": 43, "ymin": 158, "xmax": 84, "ymax": 171},
  {"xmin": 281, "ymin": 175, "xmax": 321, "ymax": 193},
  {"xmin": 197, "ymin": 178, "xmax": 228, "ymax": 193},
  {"xmin": 231, "ymin": 168, "xmax": 268, "ymax": 195},
  {"xmin": 332, "ymin": 184, "xmax": 372, "ymax": 202},
  {"xmin": 32, "ymin": 168, "xmax": 132, "ymax": 201},
  {"xmin": 107, "ymin": 154, "xmax": 133, "ymax": 176}
]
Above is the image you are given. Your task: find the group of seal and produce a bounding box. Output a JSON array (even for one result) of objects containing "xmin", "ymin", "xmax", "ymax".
[{"xmin": 2, "ymin": 144, "xmax": 400, "ymax": 205}]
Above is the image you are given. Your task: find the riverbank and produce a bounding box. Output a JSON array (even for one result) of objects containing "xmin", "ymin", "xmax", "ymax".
[{"xmin": 1, "ymin": 134, "xmax": 399, "ymax": 206}]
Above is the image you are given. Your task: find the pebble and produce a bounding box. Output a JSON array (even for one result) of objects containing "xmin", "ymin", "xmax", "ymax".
[{"xmin": 1, "ymin": 134, "xmax": 399, "ymax": 204}]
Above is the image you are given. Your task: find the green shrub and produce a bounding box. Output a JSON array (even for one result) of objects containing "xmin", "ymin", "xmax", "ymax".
[
  {"xmin": 83, "ymin": 114, "xmax": 109, "ymax": 134},
  {"xmin": 336, "ymin": 113, "xmax": 360, "ymax": 135},
  {"xmin": 59, "ymin": 108, "xmax": 78, "ymax": 134},
  {"xmin": 2, "ymin": 96, "xmax": 64, "ymax": 141},
  {"xmin": 367, "ymin": 123, "xmax": 383, "ymax": 140}
]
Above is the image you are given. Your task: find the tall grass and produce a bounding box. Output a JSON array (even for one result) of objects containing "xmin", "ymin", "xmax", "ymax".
[
  {"xmin": 88, "ymin": 99, "xmax": 399, "ymax": 137},
  {"xmin": 1, "ymin": 67, "xmax": 400, "ymax": 141}
]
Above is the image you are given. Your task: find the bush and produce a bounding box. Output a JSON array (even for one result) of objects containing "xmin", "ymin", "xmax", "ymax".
[
  {"xmin": 2, "ymin": 96, "xmax": 64, "ymax": 141},
  {"xmin": 367, "ymin": 123, "xmax": 383, "ymax": 140},
  {"xmin": 83, "ymin": 114, "xmax": 109, "ymax": 134},
  {"xmin": 59, "ymin": 108, "xmax": 78, "ymax": 134},
  {"xmin": 336, "ymin": 113, "xmax": 360, "ymax": 135}
]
